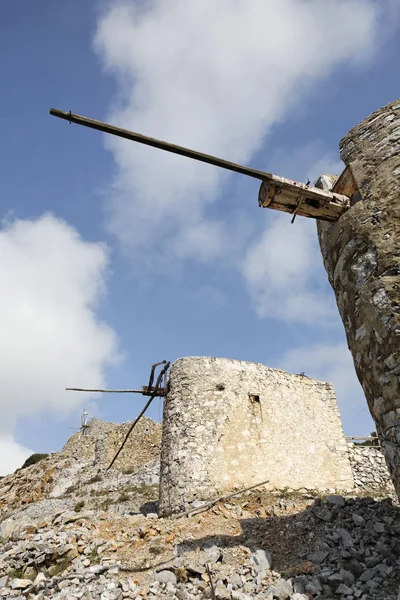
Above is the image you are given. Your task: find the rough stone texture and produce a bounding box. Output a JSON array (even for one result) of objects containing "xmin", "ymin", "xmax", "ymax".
[
  {"xmin": 347, "ymin": 444, "xmax": 396, "ymax": 495},
  {"xmin": 317, "ymin": 98, "xmax": 400, "ymax": 498},
  {"xmin": 0, "ymin": 417, "xmax": 161, "ymax": 517},
  {"xmin": 0, "ymin": 417, "xmax": 399, "ymax": 599},
  {"xmin": 61, "ymin": 417, "xmax": 162, "ymax": 472},
  {"xmin": 1, "ymin": 493, "xmax": 399, "ymax": 600},
  {"xmin": 159, "ymin": 356, "xmax": 354, "ymax": 515}
]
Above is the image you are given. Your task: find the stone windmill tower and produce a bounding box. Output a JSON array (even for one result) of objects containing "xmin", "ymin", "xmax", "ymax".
[{"xmin": 317, "ymin": 99, "xmax": 400, "ymax": 498}]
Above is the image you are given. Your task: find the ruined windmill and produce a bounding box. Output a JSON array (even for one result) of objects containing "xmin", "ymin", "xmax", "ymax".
[{"xmin": 51, "ymin": 100, "xmax": 400, "ymax": 501}]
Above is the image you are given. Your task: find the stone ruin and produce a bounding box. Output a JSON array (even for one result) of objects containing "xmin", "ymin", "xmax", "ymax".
[
  {"xmin": 158, "ymin": 356, "xmax": 395, "ymax": 516},
  {"xmin": 159, "ymin": 98, "xmax": 400, "ymax": 513},
  {"xmin": 49, "ymin": 100, "xmax": 399, "ymax": 517},
  {"xmin": 50, "ymin": 98, "xmax": 400, "ymax": 511}
]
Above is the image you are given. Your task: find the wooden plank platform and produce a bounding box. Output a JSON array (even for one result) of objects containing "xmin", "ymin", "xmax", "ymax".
[{"xmin": 258, "ymin": 174, "xmax": 350, "ymax": 222}]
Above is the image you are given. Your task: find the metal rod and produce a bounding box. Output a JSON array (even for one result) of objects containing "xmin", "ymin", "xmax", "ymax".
[
  {"xmin": 107, "ymin": 361, "xmax": 170, "ymax": 471},
  {"xmin": 65, "ymin": 387, "xmax": 164, "ymax": 396},
  {"xmin": 49, "ymin": 108, "xmax": 272, "ymax": 181},
  {"xmin": 147, "ymin": 360, "xmax": 167, "ymax": 391}
]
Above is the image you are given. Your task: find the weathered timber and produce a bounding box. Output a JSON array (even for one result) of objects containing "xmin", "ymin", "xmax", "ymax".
[
  {"xmin": 66, "ymin": 387, "xmax": 165, "ymax": 397},
  {"xmin": 345, "ymin": 436, "xmax": 379, "ymax": 442},
  {"xmin": 258, "ymin": 175, "xmax": 349, "ymax": 222},
  {"xmin": 165, "ymin": 478, "xmax": 270, "ymax": 519},
  {"xmin": 333, "ymin": 165, "xmax": 362, "ymax": 206},
  {"xmin": 49, "ymin": 108, "xmax": 271, "ymax": 181},
  {"xmin": 50, "ymin": 108, "xmax": 350, "ymax": 222}
]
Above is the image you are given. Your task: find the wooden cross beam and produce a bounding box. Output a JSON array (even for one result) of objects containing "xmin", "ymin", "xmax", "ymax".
[
  {"xmin": 258, "ymin": 174, "xmax": 349, "ymax": 222},
  {"xmin": 50, "ymin": 108, "xmax": 350, "ymax": 222}
]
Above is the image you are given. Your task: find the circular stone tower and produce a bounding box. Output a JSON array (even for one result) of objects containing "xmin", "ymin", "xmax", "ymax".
[
  {"xmin": 159, "ymin": 356, "xmax": 353, "ymax": 516},
  {"xmin": 317, "ymin": 98, "xmax": 400, "ymax": 498}
]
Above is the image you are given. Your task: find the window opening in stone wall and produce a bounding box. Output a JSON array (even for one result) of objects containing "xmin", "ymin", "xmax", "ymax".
[{"xmin": 248, "ymin": 393, "xmax": 260, "ymax": 403}]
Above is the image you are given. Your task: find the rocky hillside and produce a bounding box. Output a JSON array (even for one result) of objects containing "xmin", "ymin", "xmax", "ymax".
[
  {"xmin": 61, "ymin": 417, "xmax": 161, "ymax": 469},
  {"xmin": 0, "ymin": 418, "xmax": 399, "ymax": 599},
  {"xmin": 0, "ymin": 417, "xmax": 162, "ymax": 518}
]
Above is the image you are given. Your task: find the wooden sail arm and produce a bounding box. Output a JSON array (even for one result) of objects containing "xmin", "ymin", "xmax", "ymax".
[{"xmin": 50, "ymin": 108, "xmax": 350, "ymax": 222}]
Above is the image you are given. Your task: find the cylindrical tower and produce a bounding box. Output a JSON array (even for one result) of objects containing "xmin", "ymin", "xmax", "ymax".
[
  {"xmin": 318, "ymin": 99, "xmax": 400, "ymax": 497},
  {"xmin": 159, "ymin": 356, "xmax": 353, "ymax": 515}
]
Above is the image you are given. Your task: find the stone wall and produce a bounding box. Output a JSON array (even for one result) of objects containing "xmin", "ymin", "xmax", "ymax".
[
  {"xmin": 317, "ymin": 98, "xmax": 400, "ymax": 498},
  {"xmin": 347, "ymin": 443, "xmax": 395, "ymax": 495},
  {"xmin": 159, "ymin": 356, "xmax": 354, "ymax": 515}
]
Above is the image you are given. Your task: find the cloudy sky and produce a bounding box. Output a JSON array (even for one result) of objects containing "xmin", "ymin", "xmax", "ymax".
[{"xmin": 1, "ymin": 0, "xmax": 399, "ymax": 474}]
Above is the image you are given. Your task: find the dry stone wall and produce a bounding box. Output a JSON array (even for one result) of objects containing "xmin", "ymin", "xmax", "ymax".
[
  {"xmin": 159, "ymin": 356, "xmax": 354, "ymax": 515},
  {"xmin": 317, "ymin": 98, "xmax": 400, "ymax": 498},
  {"xmin": 347, "ymin": 444, "xmax": 395, "ymax": 495}
]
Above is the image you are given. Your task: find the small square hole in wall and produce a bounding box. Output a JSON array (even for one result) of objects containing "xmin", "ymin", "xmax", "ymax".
[
  {"xmin": 216, "ymin": 383, "xmax": 225, "ymax": 391},
  {"xmin": 248, "ymin": 393, "xmax": 260, "ymax": 403}
]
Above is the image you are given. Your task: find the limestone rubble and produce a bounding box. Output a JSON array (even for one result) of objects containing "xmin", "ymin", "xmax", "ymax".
[
  {"xmin": 0, "ymin": 489, "xmax": 399, "ymax": 599},
  {"xmin": 0, "ymin": 418, "xmax": 399, "ymax": 599}
]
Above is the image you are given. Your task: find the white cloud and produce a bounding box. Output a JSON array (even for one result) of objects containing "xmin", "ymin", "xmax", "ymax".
[
  {"xmin": 94, "ymin": 0, "xmax": 381, "ymax": 264},
  {"xmin": 0, "ymin": 214, "xmax": 120, "ymax": 474},
  {"xmin": 241, "ymin": 147, "xmax": 344, "ymax": 323},
  {"xmin": 0, "ymin": 435, "xmax": 33, "ymax": 476},
  {"xmin": 268, "ymin": 142, "xmax": 344, "ymax": 186},
  {"xmin": 240, "ymin": 214, "xmax": 336, "ymax": 323},
  {"xmin": 277, "ymin": 342, "xmax": 375, "ymax": 434}
]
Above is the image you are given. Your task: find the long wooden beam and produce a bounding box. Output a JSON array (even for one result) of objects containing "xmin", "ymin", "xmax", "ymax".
[
  {"xmin": 65, "ymin": 387, "xmax": 165, "ymax": 397},
  {"xmin": 50, "ymin": 108, "xmax": 350, "ymax": 222},
  {"xmin": 49, "ymin": 108, "xmax": 271, "ymax": 180}
]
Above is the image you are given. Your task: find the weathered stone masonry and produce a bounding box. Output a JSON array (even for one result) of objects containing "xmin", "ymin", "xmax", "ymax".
[
  {"xmin": 317, "ymin": 98, "xmax": 400, "ymax": 498},
  {"xmin": 347, "ymin": 443, "xmax": 395, "ymax": 495},
  {"xmin": 159, "ymin": 356, "xmax": 354, "ymax": 515}
]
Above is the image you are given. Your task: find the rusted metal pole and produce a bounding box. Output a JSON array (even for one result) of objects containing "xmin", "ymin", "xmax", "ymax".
[{"xmin": 107, "ymin": 361, "xmax": 170, "ymax": 470}]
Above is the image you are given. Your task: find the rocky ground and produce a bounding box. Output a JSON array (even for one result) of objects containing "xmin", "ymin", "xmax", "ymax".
[
  {"xmin": 0, "ymin": 417, "xmax": 162, "ymax": 518},
  {"xmin": 0, "ymin": 418, "xmax": 399, "ymax": 599},
  {"xmin": 0, "ymin": 487, "xmax": 399, "ymax": 599}
]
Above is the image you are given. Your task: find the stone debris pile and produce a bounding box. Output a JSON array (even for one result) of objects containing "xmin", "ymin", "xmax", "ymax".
[
  {"xmin": 0, "ymin": 510, "xmax": 138, "ymax": 599},
  {"xmin": 289, "ymin": 494, "xmax": 400, "ymax": 599},
  {"xmin": 0, "ymin": 418, "xmax": 398, "ymax": 599},
  {"xmin": 0, "ymin": 491, "xmax": 398, "ymax": 600}
]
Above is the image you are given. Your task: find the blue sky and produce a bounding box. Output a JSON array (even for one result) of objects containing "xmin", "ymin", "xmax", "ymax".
[{"xmin": 1, "ymin": 0, "xmax": 399, "ymax": 474}]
